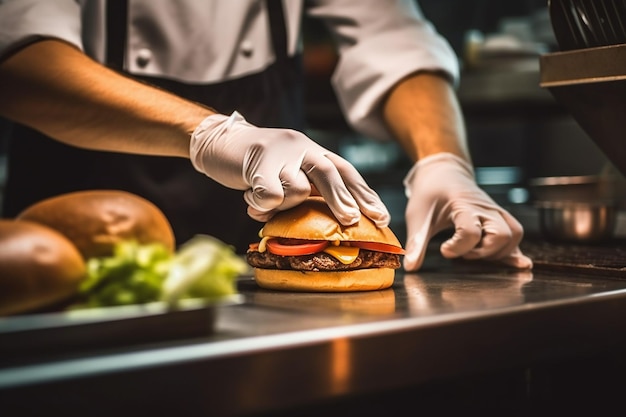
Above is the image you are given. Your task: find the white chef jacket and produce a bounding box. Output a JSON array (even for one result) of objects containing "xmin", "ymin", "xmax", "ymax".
[{"xmin": 0, "ymin": 0, "xmax": 459, "ymax": 141}]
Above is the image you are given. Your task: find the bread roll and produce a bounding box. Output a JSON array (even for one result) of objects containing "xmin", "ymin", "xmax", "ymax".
[
  {"xmin": 0, "ymin": 219, "xmax": 86, "ymax": 315},
  {"xmin": 18, "ymin": 190, "xmax": 175, "ymax": 258}
]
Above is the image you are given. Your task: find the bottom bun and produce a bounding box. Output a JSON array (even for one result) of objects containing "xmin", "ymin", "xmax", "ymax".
[{"xmin": 253, "ymin": 268, "xmax": 395, "ymax": 292}]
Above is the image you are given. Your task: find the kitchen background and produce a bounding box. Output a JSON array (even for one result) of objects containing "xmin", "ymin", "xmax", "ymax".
[
  {"xmin": 0, "ymin": 0, "xmax": 619, "ymax": 244},
  {"xmin": 301, "ymin": 0, "xmax": 621, "ymax": 244}
]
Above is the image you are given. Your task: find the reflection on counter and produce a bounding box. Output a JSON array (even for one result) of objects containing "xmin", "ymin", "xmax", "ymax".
[
  {"xmin": 404, "ymin": 270, "xmax": 534, "ymax": 314},
  {"xmin": 250, "ymin": 288, "xmax": 397, "ymax": 317}
]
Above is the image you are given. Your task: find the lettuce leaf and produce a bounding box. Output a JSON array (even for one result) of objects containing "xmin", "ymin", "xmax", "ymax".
[{"xmin": 162, "ymin": 235, "xmax": 249, "ymax": 303}]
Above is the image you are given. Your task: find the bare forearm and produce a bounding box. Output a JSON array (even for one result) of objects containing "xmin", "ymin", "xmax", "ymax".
[
  {"xmin": 0, "ymin": 39, "xmax": 215, "ymax": 158},
  {"xmin": 383, "ymin": 71, "xmax": 470, "ymax": 163}
]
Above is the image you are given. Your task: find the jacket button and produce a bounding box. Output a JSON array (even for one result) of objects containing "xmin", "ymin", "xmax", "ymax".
[
  {"xmin": 240, "ymin": 40, "xmax": 254, "ymax": 57},
  {"xmin": 136, "ymin": 48, "xmax": 152, "ymax": 67}
]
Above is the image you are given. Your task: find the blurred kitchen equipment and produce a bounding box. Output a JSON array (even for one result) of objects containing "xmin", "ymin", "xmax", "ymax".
[
  {"xmin": 541, "ymin": 0, "xmax": 626, "ymax": 179},
  {"xmin": 463, "ymin": 8, "xmax": 551, "ymax": 71},
  {"xmin": 536, "ymin": 201, "xmax": 616, "ymax": 243},
  {"xmin": 530, "ymin": 174, "xmax": 621, "ymax": 242},
  {"xmin": 529, "ymin": 173, "xmax": 623, "ymax": 202},
  {"xmin": 549, "ymin": 0, "xmax": 588, "ymax": 50},
  {"xmin": 549, "ymin": 0, "xmax": 626, "ymax": 51}
]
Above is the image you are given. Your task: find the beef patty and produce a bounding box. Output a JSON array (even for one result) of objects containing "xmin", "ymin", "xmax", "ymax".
[{"xmin": 246, "ymin": 249, "xmax": 401, "ymax": 272}]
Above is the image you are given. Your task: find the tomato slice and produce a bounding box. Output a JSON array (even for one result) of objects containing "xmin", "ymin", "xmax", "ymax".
[
  {"xmin": 266, "ymin": 239, "xmax": 330, "ymax": 256},
  {"xmin": 248, "ymin": 242, "xmax": 260, "ymax": 252},
  {"xmin": 351, "ymin": 241, "xmax": 405, "ymax": 255}
]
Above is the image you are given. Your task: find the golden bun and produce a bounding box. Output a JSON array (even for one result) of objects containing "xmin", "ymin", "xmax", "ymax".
[
  {"xmin": 253, "ymin": 267, "xmax": 395, "ymax": 292},
  {"xmin": 17, "ymin": 190, "xmax": 175, "ymax": 259},
  {"xmin": 262, "ymin": 196, "xmax": 401, "ymax": 248},
  {"xmin": 0, "ymin": 219, "xmax": 86, "ymax": 316}
]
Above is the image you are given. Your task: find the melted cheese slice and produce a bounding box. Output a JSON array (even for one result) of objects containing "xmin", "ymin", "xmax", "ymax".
[
  {"xmin": 258, "ymin": 236, "xmax": 270, "ymax": 253},
  {"xmin": 323, "ymin": 245, "xmax": 360, "ymax": 264}
]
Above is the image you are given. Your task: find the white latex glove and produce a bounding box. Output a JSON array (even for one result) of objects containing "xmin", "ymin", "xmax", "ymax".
[
  {"xmin": 402, "ymin": 152, "xmax": 533, "ymax": 271},
  {"xmin": 190, "ymin": 111, "xmax": 390, "ymax": 227}
]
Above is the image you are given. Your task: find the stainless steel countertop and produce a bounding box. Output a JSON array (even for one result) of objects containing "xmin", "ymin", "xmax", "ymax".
[{"xmin": 3, "ymin": 256, "xmax": 626, "ymax": 416}]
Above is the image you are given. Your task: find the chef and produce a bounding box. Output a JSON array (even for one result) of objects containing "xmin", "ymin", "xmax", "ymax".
[{"xmin": 0, "ymin": 0, "xmax": 532, "ymax": 271}]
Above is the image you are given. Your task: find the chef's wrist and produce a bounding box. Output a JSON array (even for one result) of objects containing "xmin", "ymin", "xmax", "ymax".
[{"xmin": 183, "ymin": 105, "xmax": 219, "ymax": 136}]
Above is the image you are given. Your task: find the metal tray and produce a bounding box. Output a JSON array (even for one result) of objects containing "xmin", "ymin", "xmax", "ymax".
[
  {"xmin": 0, "ymin": 295, "xmax": 243, "ymax": 367},
  {"xmin": 521, "ymin": 239, "xmax": 626, "ymax": 278}
]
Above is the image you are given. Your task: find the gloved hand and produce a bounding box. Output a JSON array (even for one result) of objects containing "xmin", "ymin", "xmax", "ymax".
[
  {"xmin": 402, "ymin": 152, "xmax": 533, "ymax": 271},
  {"xmin": 190, "ymin": 111, "xmax": 390, "ymax": 227}
]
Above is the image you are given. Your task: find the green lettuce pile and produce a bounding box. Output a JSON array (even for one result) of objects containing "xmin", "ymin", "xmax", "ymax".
[{"xmin": 77, "ymin": 235, "xmax": 249, "ymax": 308}]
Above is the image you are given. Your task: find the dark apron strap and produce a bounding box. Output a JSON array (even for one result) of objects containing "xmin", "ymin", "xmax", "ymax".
[
  {"xmin": 105, "ymin": 0, "xmax": 128, "ymax": 71},
  {"xmin": 266, "ymin": 0, "xmax": 289, "ymax": 65}
]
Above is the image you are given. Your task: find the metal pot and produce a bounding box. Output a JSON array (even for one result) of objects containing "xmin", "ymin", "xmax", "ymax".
[
  {"xmin": 537, "ymin": 201, "xmax": 617, "ymax": 243},
  {"xmin": 530, "ymin": 175, "xmax": 622, "ymax": 243}
]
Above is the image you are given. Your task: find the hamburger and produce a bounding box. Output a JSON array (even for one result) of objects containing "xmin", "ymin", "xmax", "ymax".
[
  {"xmin": 246, "ymin": 196, "xmax": 404, "ymax": 292},
  {"xmin": 0, "ymin": 219, "xmax": 86, "ymax": 316},
  {"xmin": 17, "ymin": 189, "xmax": 175, "ymax": 259}
]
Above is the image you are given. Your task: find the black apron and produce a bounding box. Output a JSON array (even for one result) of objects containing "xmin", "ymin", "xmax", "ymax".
[{"xmin": 3, "ymin": 0, "xmax": 304, "ymax": 254}]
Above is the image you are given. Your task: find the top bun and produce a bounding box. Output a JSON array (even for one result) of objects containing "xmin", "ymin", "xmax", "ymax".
[
  {"xmin": 261, "ymin": 196, "xmax": 401, "ymax": 247},
  {"xmin": 17, "ymin": 190, "xmax": 175, "ymax": 259}
]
